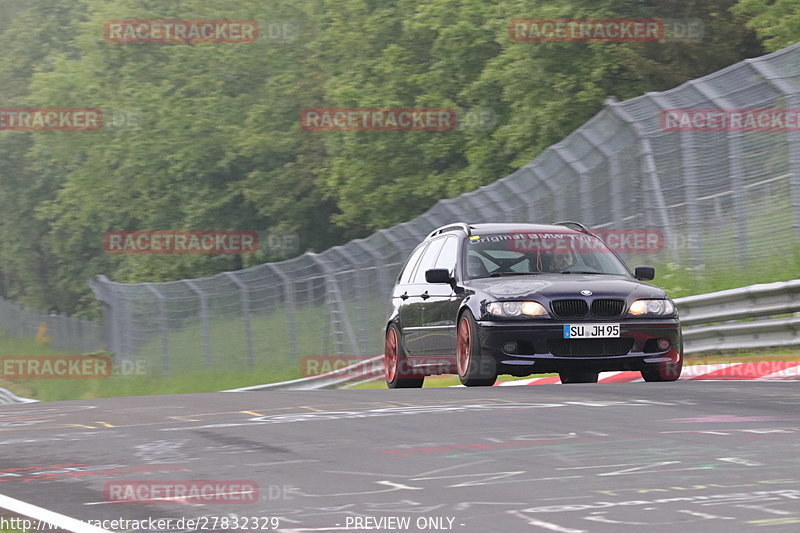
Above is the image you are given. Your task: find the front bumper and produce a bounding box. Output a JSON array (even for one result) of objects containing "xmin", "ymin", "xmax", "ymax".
[{"xmin": 476, "ymin": 318, "xmax": 682, "ymax": 374}]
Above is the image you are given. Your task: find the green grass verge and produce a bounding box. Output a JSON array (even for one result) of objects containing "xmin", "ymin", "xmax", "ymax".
[{"xmin": 0, "ymin": 329, "xmax": 300, "ymax": 402}]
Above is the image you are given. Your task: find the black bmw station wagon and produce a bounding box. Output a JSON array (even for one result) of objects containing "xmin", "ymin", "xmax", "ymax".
[{"xmin": 384, "ymin": 222, "xmax": 682, "ymax": 387}]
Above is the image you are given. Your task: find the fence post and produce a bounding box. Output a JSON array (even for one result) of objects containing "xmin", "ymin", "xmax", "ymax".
[
  {"xmin": 749, "ymin": 58, "xmax": 800, "ymax": 241},
  {"xmin": 145, "ymin": 283, "xmax": 170, "ymax": 375},
  {"xmin": 679, "ymin": 81, "xmax": 750, "ymax": 266},
  {"xmin": 791, "ymin": 98, "xmax": 800, "ymax": 241},
  {"xmin": 184, "ymin": 280, "xmax": 212, "ymax": 366},
  {"xmin": 579, "ymin": 129, "xmax": 622, "ymax": 227},
  {"xmin": 530, "ymin": 164, "xmax": 563, "ymax": 220},
  {"xmin": 266, "ymin": 264, "xmax": 297, "ymax": 361},
  {"xmin": 678, "ymin": 131, "xmax": 704, "ymax": 267},
  {"xmin": 333, "ymin": 246, "xmax": 373, "ymax": 354},
  {"xmin": 728, "ymin": 133, "xmax": 750, "ymax": 264},
  {"xmin": 308, "ymin": 253, "xmax": 360, "ymax": 356},
  {"xmin": 90, "ymin": 276, "xmax": 116, "ymax": 355},
  {"xmin": 605, "ymin": 102, "xmax": 678, "ymax": 261},
  {"xmin": 46, "ymin": 312, "xmax": 60, "ymax": 352},
  {"xmin": 224, "ymin": 272, "xmax": 254, "ymax": 370},
  {"xmin": 66, "ymin": 315, "xmax": 78, "ymax": 353},
  {"xmin": 553, "ymin": 145, "xmax": 594, "ymax": 226}
]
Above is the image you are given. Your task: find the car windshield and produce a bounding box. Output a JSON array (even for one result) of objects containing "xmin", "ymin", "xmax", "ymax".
[{"xmin": 464, "ymin": 232, "xmax": 631, "ymax": 279}]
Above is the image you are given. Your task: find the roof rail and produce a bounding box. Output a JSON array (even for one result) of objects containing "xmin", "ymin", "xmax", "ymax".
[
  {"xmin": 553, "ymin": 221, "xmax": 592, "ymax": 234},
  {"xmin": 427, "ymin": 223, "xmax": 472, "ymax": 239}
]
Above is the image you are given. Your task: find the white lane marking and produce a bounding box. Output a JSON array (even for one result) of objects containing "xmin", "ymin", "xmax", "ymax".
[
  {"xmin": 736, "ymin": 504, "xmax": 793, "ymax": 515},
  {"xmin": 508, "ymin": 510, "xmax": 586, "ymax": 532},
  {"xmin": 717, "ymin": 457, "xmax": 763, "ymax": 467},
  {"xmin": 0, "ymin": 493, "xmax": 112, "ymax": 533},
  {"xmin": 677, "ymin": 509, "xmax": 736, "ymax": 520},
  {"xmin": 247, "ymin": 459, "xmax": 321, "ymax": 466}
]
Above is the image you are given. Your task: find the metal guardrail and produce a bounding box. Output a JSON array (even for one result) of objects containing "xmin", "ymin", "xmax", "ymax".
[
  {"xmin": 676, "ymin": 279, "xmax": 800, "ymax": 354},
  {"xmin": 682, "ymin": 317, "xmax": 800, "ymax": 354},
  {"xmin": 675, "ymin": 279, "xmax": 800, "ymax": 326},
  {"xmin": 0, "ymin": 387, "xmax": 38, "ymax": 405}
]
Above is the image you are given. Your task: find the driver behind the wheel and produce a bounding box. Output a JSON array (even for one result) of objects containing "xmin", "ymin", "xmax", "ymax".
[{"xmin": 549, "ymin": 249, "xmax": 576, "ymax": 271}]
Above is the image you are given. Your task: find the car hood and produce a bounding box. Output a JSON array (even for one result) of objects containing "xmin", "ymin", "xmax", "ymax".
[{"xmin": 463, "ymin": 274, "xmax": 667, "ymax": 301}]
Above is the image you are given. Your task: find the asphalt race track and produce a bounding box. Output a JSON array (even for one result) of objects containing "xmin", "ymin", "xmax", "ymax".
[{"xmin": 1, "ymin": 383, "xmax": 799, "ymax": 533}]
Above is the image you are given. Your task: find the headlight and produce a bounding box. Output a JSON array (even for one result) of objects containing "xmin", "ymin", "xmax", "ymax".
[
  {"xmin": 628, "ymin": 299, "xmax": 675, "ymax": 317},
  {"xmin": 486, "ymin": 301, "xmax": 549, "ymax": 318}
]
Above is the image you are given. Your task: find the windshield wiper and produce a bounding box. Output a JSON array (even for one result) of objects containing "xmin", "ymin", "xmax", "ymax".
[
  {"xmin": 559, "ymin": 270, "xmax": 614, "ymax": 275},
  {"xmin": 489, "ymin": 271, "xmax": 545, "ymax": 277}
]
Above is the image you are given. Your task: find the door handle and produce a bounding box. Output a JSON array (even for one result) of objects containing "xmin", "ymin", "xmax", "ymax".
[
  {"xmin": 421, "ymin": 291, "xmax": 430, "ymax": 300},
  {"xmin": 400, "ymin": 292, "xmax": 409, "ymax": 300}
]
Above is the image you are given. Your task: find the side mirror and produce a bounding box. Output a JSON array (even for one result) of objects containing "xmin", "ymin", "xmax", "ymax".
[
  {"xmin": 634, "ymin": 265, "xmax": 655, "ymax": 281},
  {"xmin": 425, "ymin": 268, "xmax": 452, "ymax": 284}
]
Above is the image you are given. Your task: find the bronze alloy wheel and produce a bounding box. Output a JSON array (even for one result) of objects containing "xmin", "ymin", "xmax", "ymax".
[
  {"xmin": 384, "ymin": 324, "xmax": 424, "ymax": 389},
  {"xmin": 456, "ymin": 317, "xmax": 472, "ymax": 377},
  {"xmin": 385, "ymin": 326, "xmax": 399, "ymax": 383},
  {"xmin": 456, "ymin": 312, "xmax": 497, "ymax": 387}
]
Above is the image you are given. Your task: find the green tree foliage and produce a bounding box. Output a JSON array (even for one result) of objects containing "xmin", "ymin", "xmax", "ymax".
[
  {"xmin": 0, "ymin": 0, "xmax": 777, "ymax": 314},
  {"xmin": 733, "ymin": 0, "xmax": 800, "ymax": 52}
]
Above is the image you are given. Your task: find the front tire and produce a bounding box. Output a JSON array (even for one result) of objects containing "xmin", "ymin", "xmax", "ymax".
[
  {"xmin": 385, "ymin": 324, "xmax": 424, "ymax": 389},
  {"xmin": 456, "ymin": 311, "xmax": 497, "ymax": 387}
]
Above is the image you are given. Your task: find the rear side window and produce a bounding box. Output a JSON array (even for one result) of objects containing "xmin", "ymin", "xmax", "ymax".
[
  {"xmin": 398, "ymin": 243, "xmax": 427, "ymax": 285},
  {"xmin": 434, "ymin": 236, "xmax": 459, "ymax": 273},
  {"xmin": 411, "ymin": 238, "xmax": 446, "ymax": 284}
]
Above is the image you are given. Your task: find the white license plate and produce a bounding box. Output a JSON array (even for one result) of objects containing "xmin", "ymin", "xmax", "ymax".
[{"xmin": 563, "ymin": 324, "xmax": 620, "ymax": 338}]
